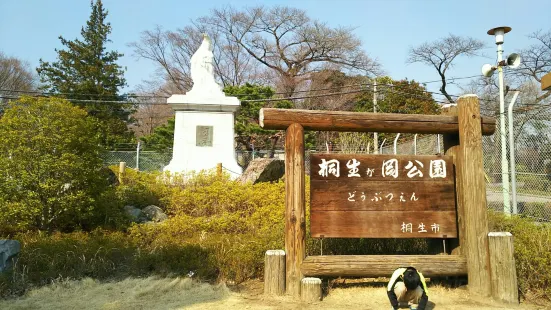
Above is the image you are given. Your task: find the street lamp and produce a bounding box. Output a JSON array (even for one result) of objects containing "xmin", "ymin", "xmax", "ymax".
[{"xmin": 481, "ymin": 26, "xmax": 521, "ymax": 215}]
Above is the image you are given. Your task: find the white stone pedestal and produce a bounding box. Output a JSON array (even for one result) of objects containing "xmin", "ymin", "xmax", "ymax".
[{"xmin": 163, "ymin": 94, "xmax": 242, "ymax": 177}]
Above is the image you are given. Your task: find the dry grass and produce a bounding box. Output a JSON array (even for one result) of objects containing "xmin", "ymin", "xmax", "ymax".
[
  {"xmin": 0, "ymin": 277, "xmax": 229, "ymax": 310},
  {"xmin": 0, "ymin": 277, "xmax": 547, "ymax": 310}
]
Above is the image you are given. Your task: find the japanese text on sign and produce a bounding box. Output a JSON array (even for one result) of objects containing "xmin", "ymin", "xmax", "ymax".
[
  {"xmin": 401, "ymin": 222, "xmax": 441, "ymax": 233},
  {"xmin": 347, "ymin": 191, "xmax": 419, "ymax": 202},
  {"xmin": 318, "ymin": 158, "xmax": 447, "ymax": 179}
]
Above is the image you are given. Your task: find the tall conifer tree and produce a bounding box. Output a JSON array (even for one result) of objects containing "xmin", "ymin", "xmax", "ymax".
[{"xmin": 38, "ymin": 0, "xmax": 133, "ymax": 147}]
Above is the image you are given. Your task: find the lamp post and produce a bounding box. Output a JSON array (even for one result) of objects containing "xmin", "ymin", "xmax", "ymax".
[
  {"xmin": 492, "ymin": 27, "xmax": 512, "ymax": 214},
  {"xmin": 482, "ymin": 26, "xmax": 520, "ymax": 214}
]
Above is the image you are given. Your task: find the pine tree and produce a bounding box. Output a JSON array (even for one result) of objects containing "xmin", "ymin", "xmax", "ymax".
[{"xmin": 38, "ymin": 0, "xmax": 133, "ymax": 147}]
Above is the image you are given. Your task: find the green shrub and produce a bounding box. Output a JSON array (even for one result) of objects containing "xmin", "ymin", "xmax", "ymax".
[
  {"xmin": 0, "ymin": 97, "xmax": 119, "ymax": 233},
  {"xmin": 489, "ymin": 211, "xmax": 551, "ymax": 301},
  {"xmin": 127, "ymin": 172, "xmax": 288, "ymax": 282},
  {"xmin": 7, "ymin": 169, "xmax": 551, "ymax": 305},
  {"xmin": 114, "ymin": 168, "xmax": 171, "ymax": 208},
  {"xmin": 165, "ymin": 172, "xmax": 284, "ymax": 217}
]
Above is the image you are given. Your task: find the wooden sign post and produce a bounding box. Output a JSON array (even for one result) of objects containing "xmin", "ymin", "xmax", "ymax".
[
  {"xmin": 260, "ymin": 95, "xmax": 499, "ymax": 299},
  {"xmin": 310, "ymin": 154, "xmax": 457, "ymax": 238},
  {"xmin": 285, "ymin": 123, "xmax": 306, "ymax": 297}
]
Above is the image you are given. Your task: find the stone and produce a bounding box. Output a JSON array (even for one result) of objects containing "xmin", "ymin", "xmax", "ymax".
[
  {"xmin": 142, "ymin": 205, "xmax": 168, "ymax": 222},
  {"xmin": 163, "ymin": 34, "xmax": 242, "ymax": 178},
  {"xmin": 237, "ymin": 158, "xmax": 285, "ymax": 184},
  {"xmin": 0, "ymin": 240, "xmax": 21, "ymax": 272},
  {"xmin": 101, "ymin": 166, "xmax": 119, "ymax": 186},
  {"xmin": 124, "ymin": 205, "xmax": 143, "ymax": 222}
]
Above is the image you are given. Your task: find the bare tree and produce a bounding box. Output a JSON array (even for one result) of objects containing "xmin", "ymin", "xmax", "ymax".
[
  {"xmin": 301, "ymin": 69, "xmax": 363, "ymax": 110},
  {"xmin": 0, "ymin": 53, "xmax": 36, "ymax": 114},
  {"xmin": 128, "ymin": 81, "xmax": 176, "ymax": 138},
  {"xmin": 459, "ymin": 77, "xmax": 500, "ymax": 114},
  {"xmin": 515, "ymin": 29, "xmax": 551, "ymax": 103},
  {"xmin": 130, "ymin": 103, "xmax": 173, "ymax": 138},
  {"xmin": 129, "ymin": 23, "xmax": 268, "ymax": 94},
  {"xmin": 201, "ymin": 5, "xmax": 381, "ymax": 97},
  {"xmin": 129, "ymin": 26, "xmax": 192, "ymax": 94},
  {"xmin": 407, "ymin": 34, "xmax": 485, "ymax": 103},
  {"xmin": 459, "ymin": 76, "xmax": 547, "ymax": 144},
  {"xmin": 0, "ymin": 52, "xmax": 36, "ymax": 96}
]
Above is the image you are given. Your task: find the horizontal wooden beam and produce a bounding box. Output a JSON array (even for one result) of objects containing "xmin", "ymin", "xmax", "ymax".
[
  {"xmin": 259, "ymin": 108, "xmax": 496, "ymax": 135},
  {"xmin": 301, "ymin": 255, "xmax": 467, "ymax": 277}
]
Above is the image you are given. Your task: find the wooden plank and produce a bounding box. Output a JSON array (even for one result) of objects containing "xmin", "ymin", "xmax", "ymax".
[
  {"xmin": 311, "ymin": 180, "xmax": 456, "ymax": 211},
  {"xmin": 310, "ymin": 154, "xmax": 454, "ymax": 182},
  {"xmin": 488, "ymin": 232, "xmax": 518, "ymax": 304},
  {"xmin": 285, "ymin": 123, "xmax": 306, "ymax": 297},
  {"xmin": 260, "ymin": 108, "xmax": 496, "ymax": 135},
  {"xmin": 301, "ymin": 255, "xmax": 467, "ymax": 277},
  {"xmin": 542, "ymin": 72, "xmax": 551, "ymax": 91},
  {"xmin": 457, "ymin": 95, "xmax": 492, "ymax": 296},
  {"xmin": 310, "ymin": 211, "xmax": 457, "ymax": 238}
]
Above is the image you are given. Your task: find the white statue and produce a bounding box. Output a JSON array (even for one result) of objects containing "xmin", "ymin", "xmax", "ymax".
[
  {"xmin": 164, "ymin": 33, "xmax": 242, "ymax": 177},
  {"xmin": 188, "ymin": 33, "xmax": 224, "ymax": 97}
]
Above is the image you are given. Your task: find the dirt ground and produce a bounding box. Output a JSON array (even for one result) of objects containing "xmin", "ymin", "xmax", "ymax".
[{"xmin": 0, "ymin": 276, "xmax": 547, "ymax": 310}]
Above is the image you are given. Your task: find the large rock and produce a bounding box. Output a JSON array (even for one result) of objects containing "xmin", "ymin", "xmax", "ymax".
[
  {"xmin": 124, "ymin": 205, "xmax": 143, "ymax": 222},
  {"xmin": 238, "ymin": 158, "xmax": 285, "ymax": 184},
  {"xmin": 142, "ymin": 205, "xmax": 168, "ymax": 222},
  {"xmin": 0, "ymin": 240, "xmax": 21, "ymax": 272}
]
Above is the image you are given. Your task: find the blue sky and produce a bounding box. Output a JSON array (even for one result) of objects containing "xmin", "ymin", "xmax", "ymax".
[{"xmin": 1, "ymin": 0, "xmax": 550, "ymax": 97}]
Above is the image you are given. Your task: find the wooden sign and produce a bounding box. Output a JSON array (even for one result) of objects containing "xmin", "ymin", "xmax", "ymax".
[{"xmin": 310, "ymin": 154, "xmax": 457, "ymax": 238}]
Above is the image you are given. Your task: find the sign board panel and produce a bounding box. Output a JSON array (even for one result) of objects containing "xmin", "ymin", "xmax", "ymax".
[
  {"xmin": 310, "ymin": 154, "xmax": 457, "ymax": 238},
  {"xmin": 196, "ymin": 125, "xmax": 213, "ymax": 147}
]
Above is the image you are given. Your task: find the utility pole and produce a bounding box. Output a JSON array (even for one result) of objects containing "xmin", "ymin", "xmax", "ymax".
[{"xmin": 373, "ymin": 79, "xmax": 379, "ymax": 154}]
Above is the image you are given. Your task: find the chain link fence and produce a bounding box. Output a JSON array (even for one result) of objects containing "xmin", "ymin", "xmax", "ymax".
[
  {"xmin": 482, "ymin": 108, "xmax": 551, "ymax": 221},
  {"xmin": 103, "ymin": 148, "xmax": 172, "ymax": 172}
]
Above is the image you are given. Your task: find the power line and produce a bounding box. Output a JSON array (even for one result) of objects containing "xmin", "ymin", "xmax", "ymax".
[
  {"xmin": 0, "ymin": 74, "xmax": 487, "ymax": 100},
  {"xmin": 0, "ymin": 95, "xmax": 166, "ymax": 105},
  {"xmin": 2, "ymin": 89, "xmax": 542, "ymax": 114},
  {"xmin": 241, "ymin": 88, "xmax": 369, "ymax": 102},
  {"xmin": 416, "ymin": 75, "xmax": 481, "ymax": 84},
  {"xmin": 3, "ymin": 83, "xmax": 547, "ymax": 116},
  {"xmin": 0, "ymin": 89, "xmax": 169, "ymax": 99}
]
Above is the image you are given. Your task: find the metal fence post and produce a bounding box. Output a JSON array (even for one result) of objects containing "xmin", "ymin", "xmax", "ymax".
[
  {"xmin": 136, "ymin": 142, "xmax": 141, "ymax": 171},
  {"xmin": 414, "ymin": 134, "xmax": 418, "ymax": 155},
  {"xmin": 393, "ymin": 133, "xmax": 400, "ymax": 155},
  {"xmin": 507, "ymin": 91, "xmax": 520, "ymax": 214}
]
